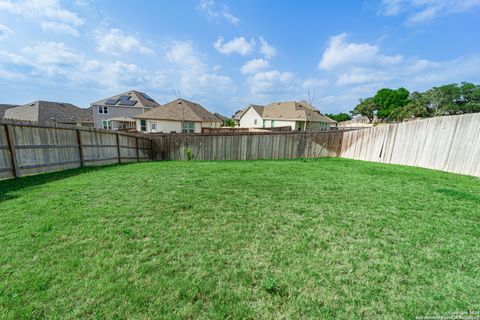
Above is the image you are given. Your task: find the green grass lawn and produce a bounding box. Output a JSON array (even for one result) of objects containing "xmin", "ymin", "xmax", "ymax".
[{"xmin": 1, "ymin": 158, "xmax": 479, "ymax": 319}]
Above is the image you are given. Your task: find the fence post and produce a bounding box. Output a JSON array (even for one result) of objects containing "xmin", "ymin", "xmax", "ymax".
[
  {"xmin": 116, "ymin": 133, "xmax": 121, "ymax": 163},
  {"xmin": 5, "ymin": 124, "xmax": 19, "ymax": 178},
  {"xmin": 150, "ymin": 138, "xmax": 154, "ymax": 161},
  {"xmin": 76, "ymin": 129, "xmax": 84, "ymax": 167},
  {"xmin": 136, "ymin": 136, "xmax": 140, "ymax": 162}
]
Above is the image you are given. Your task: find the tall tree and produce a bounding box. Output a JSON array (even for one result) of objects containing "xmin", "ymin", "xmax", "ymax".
[
  {"xmin": 352, "ymin": 98, "xmax": 377, "ymax": 123},
  {"xmin": 373, "ymin": 88, "xmax": 410, "ymax": 121},
  {"xmin": 391, "ymin": 91, "xmax": 430, "ymax": 121}
]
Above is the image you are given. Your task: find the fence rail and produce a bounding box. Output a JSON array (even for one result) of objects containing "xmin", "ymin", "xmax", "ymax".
[{"xmin": 0, "ymin": 120, "xmax": 152, "ymax": 179}]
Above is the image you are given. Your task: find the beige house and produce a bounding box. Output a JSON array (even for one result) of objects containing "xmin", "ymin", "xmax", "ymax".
[
  {"xmin": 134, "ymin": 98, "xmax": 223, "ymax": 133},
  {"xmin": 237, "ymin": 101, "xmax": 337, "ymax": 131}
]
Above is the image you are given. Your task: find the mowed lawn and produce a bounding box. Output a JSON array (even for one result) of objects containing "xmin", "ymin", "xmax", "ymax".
[{"xmin": 1, "ymin": 159, "xmax": 479, "ymax": 319}]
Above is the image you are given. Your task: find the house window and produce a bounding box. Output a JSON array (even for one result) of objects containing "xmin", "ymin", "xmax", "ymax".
[
  {"xmin": 254, "ymin": 119, "xmax": 257, "ymax": 125},
  {"xmin": 182, "ymin": 122, "xmax": 195, "ymax": 133},
  {"xmin": 271, "ymin": 120, "xmax": 275, "ymax": 128},
  {"xmin": 102, "ymin": 120, "xmax": 112, "ymax": 130},
  {"xmin": 150, "ymin": 122, "xmax": 157, "ymax": 132},
  {"xmin": 263, "ymin": 120, "xmax": 266, "ymax": 128},
  {"xmin": 98, "ymin": 106, "xmax": 108, "ymax": 114},
  {"xmin": 140, "ymin": 120, "xmax": 147, "ymax": 131}
]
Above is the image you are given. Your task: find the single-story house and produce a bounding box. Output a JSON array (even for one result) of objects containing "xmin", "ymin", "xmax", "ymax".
[
  {"xmin": 90, "ymin": 90, "xmax": 161, "ymax": 130},
  {"xmin": 134, "ymin": 98, "xmax": 223, "ymax": 133},
  {"xmin": 3, "ymin": 101, "xmax": 93, "ymax": 126},
  {"xmin": 237, "ymin": 100, "xmax": 337, "ymax": 131}
]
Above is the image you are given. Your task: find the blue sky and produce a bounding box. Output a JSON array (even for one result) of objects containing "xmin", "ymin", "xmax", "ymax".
[{"xmin": 0, "ymin": 0, "xmax": 479, "ymax": 116}]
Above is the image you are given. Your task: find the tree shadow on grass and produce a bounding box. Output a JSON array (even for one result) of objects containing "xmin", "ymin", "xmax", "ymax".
[
  {"xmin": 435, "ymin": 188, "xmax": 480, "ymax": 204},
  {"xmin": 0, "ymin": 164, "xmax": 127, "ymax": 203}
]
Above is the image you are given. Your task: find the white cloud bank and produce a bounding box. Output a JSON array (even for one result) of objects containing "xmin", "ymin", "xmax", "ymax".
[
  {"xmin": 0, "ymin": 0, "xmax": 84, "ymax": 35},
  {"xmin": 197, "ymin": 0, "xmax": 240, "ymax": 25},
  {"xmin": 0, "ymin": 23, "xmax": 12, "ymax": 40},
  {"xmin": 213, "ymin": 36, "xmax": 255, "ymax": 55},
  {"xmin": 379, "ymin": 0, "xmax": 480, "ymax": 24},
  {"xmin": 94, "ymin": 28, "xmax": 154, "ymax": 55},
  {"xmin": 241, "ymin": 58, "xmax": 269, "ymax": 74}
]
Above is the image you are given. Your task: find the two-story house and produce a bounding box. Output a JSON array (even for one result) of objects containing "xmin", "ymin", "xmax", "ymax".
[
  {"xmin": 91, "ymin": 90, "xmax": 161, "ymax": 130},
  {"xmin": 236, "ymin": 100, "xmax": 337, "ymax": 131}
]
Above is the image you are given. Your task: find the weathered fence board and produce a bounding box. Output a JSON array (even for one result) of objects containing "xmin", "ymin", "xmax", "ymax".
[
  {"xmin": 150, "ymin": 132, "xmax": 344, "ymax": 161},
  {"xmin": 339, "ymin": 113, "xmax": 480, "ymax": 177},
  {"xmin": 0, "ymin": 120, "xmax": 152, "ymax": 179}
]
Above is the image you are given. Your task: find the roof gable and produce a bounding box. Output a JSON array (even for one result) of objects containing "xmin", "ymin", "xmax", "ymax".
[
  {"xmin": 135, "ymin": 98, "xmax": 221, "ymax": 122},
  {"xmin": 91, "ymin": 90, "xmax": 161, "ymax": 109}
]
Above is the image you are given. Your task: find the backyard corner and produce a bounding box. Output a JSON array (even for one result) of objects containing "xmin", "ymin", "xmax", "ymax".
[{"xmin": 1, "ymin": 158, "xmax": 479, "ymax": 319}]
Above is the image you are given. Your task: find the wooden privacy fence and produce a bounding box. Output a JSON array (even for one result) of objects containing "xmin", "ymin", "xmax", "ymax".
[
  {"xmin": 1, "ymin": 113, "xmax": 479, "ymax": 179},
  {"xmin": 150, "ymin": 131, "xmax": 344, "ymax": 161},
  {"xmin": 0, "ymin": 120, "xmax": 152, "ymax": 179},
  {"xmin": 339, "ymin": 113, "xmax": 480, "ymax": 177}
]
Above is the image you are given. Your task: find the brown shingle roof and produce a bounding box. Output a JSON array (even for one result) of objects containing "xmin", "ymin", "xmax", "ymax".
[
  {"xmin": 134, "ymin": 98, "xmax": 222, "ymax": 122},
  {"xmin": 263, "ymin": 101, "xmax": 337, "ymax": 123},
  {"xmin": 4, "ymin": 101, "xmax": 93, "ymax": 124},
  {"xmin": 91, "ymin": 90, "xmax": 161, "ymax": 109}
]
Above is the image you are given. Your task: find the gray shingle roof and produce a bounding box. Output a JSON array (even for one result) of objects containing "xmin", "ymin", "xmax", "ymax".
[
  {"xmin": 134, "ymin": 98, "xmax": 222, "ymax": 122},
  {"xmin": 3, "ymin": 101, "xmax": 93, "ymax": 124},
  {"xmin": 0, "ymin": 104, "xmax": 18, "ymax": 118},
  {"xmin": 91, "ymin": 90, "xmax": 161, "ymax": 109}
]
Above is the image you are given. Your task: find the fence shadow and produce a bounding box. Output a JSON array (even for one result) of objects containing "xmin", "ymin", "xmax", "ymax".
[{"xmin": 0, "ymin": 164, "xmax": 123, "ymax": 204}]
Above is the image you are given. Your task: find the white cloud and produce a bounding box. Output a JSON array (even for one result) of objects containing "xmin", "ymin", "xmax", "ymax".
[
  {"xmin": 0, "ymin": 0, "xmax": 83, "ymax": 35},
  {"xmin": 94, "ymin": 28, "xmax": 154, "ymax": 55},
  {"xmin": 41, "ymin": 22, "xmax": 79, "ymax": 37},
  {"xmin": 379, "ymin": 0, "xmax": 480, "ymax": 24},
  {"xmin": 302, "ymin": 77, "xmax": 328, "ymax": 89},
  {"xmin": 166, "ymin": 41, "xmax": 235, "ymax": 96},
  {"xmin": 247, "ymin": 70, "xmax": 296, "ymax": 95},
  {"xmin": 166, "ymin": 41, "xmax": 205, "ymax": 70},
  {"xmin": 213, "ymin": 36, "xmax": 255, "ymax": 55},
  {"xmin": 22, "ymin": 42, "xmax": 82, "ymax": 66},
  {"xmin": 318, "ymin": 33, "xmax": 402, "ymax": 70},
  {"xmin": 336, "ymin": 68, "xmax": 393, "ymax": 85},
  {"xmin": 241, "ymin": 58, "xmax": 269, "ymax": 74},
  {"xmin": 0, "ymin": 23, "xmax": 12, "ymax": 40},
  {"xmin": 259, "ymin": 37, "xmax": 276, "ymax": 58},
  {"xmin": 197, "ymin": 0, "xmax": 240, "ymax": 25}
]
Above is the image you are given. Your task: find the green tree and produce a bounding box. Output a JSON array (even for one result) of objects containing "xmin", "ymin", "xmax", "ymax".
[
  {"xmin": 391, "ymin": 91, "xmax": 430, "ymax": 121},
  {"xmin": 223, "ymin": 118, "xmax": 236, "ymax": 127},
  {"xmin": 373, "ymin": 88, "xmax": 410, "ymax": 121},
  {"xmin": 352, "ymin": 98, "xmax": 377, "ymax": 123},
  {"xmin": 325, "ymin": 112, "xmax": 352, "ymax": 122}
]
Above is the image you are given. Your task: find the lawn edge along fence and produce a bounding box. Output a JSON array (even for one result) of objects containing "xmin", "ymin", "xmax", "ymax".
[{"xmin": 0, "ymin": 119, "xmax": 152, "ymax": 179}]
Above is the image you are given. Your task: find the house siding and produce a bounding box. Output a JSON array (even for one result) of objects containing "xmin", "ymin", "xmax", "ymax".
[
  {"xmin": 136, "ymin": 119, "xmax": 222, "ymax": 134},
  {"xmin": 92, "ymin": 105, "xmax": 150, "ymax": 129},
  {"xmin": 239, "ymin": 107, "xmax": 263, "ymax": 128}
]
